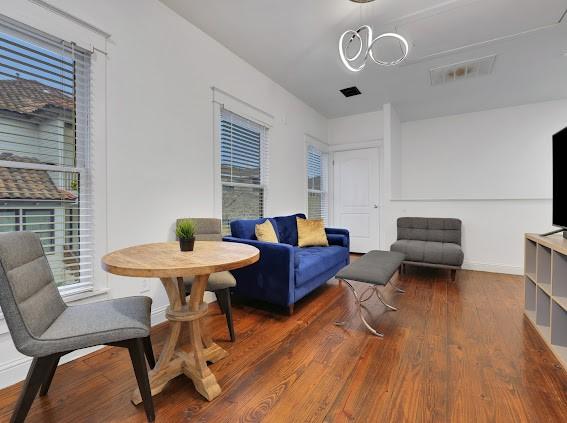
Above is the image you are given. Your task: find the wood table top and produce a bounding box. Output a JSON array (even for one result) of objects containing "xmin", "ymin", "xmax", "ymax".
[{"xmin": 101, "ymin": 241, "xmax": 259, "ymax": 278}]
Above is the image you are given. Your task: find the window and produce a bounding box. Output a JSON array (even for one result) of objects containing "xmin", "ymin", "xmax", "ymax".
[
  {"xmin": 0, "ymin": 18, "xmax": 93, "ymax": 291},
  {"xmin": 307, "ymin": 144, "xmax": 328, "ymax": 222},
  {"xmin": 220, "ymin": 108, "xmax": 268, "ymax": 234}
]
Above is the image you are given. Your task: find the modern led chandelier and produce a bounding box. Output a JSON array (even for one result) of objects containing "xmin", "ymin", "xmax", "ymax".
[{"xmin": 339, "ymin": 0, "xmax": 409, "ymax": 72}]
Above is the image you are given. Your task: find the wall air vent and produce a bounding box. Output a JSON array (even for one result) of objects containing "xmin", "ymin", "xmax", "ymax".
[
  {"xmin": 430, "ymin": 55, "xmax": 496, "ymax": 86},
  {"xmin": 340, "ymin": 86, "xmax": 362, "ymax": 97}
]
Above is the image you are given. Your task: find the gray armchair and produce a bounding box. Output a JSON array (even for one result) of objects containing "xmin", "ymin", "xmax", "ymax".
[
  {"xmin": 0, "ymin": 232, "xmax": 155, "ymax": 423},
  {"xmin": 390, "ymin": 217, "xmax": 464, "ymax": 280},
  {"xmin": 176, "ymin": 218, "xmax": 237, "ymax": 341}
]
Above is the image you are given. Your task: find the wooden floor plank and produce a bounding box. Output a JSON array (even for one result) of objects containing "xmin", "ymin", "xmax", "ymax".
[{"xmin": 1, "ymin": 265, "xmax": 566, "ymax": 422}]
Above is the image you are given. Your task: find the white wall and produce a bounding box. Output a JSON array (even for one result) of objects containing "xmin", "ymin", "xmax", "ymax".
[
  {"xmin": 328, "ymin": 110, "xmax": 383, "ymax": 145},
  {"xmin": 400, "ymin": 100, "xmax": 566, "ymax": 200},
  {"xmin": 0, "ymin": 0, "xmax": 327, "ymax": 388}
]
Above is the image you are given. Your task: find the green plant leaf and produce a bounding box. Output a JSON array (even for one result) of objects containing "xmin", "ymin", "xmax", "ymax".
[{"xmin": 176, "ymin": 219, "xmax": 196, "ymax": 240}]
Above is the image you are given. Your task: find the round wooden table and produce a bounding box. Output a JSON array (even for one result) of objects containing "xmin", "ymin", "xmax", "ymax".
[{"xmin": 101, "ymin": 241, "xmax": 259, "ymax": 403}]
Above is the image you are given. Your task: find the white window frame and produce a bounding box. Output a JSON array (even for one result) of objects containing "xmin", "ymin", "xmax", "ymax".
[
  {"xmin": 212, "ymin": 88, "xmax": 273, "ymax": 227},
  {"xmin": 305, "ymin": 135, "xmax": 329, "ymax": 223},
  {"xmin": 0, "ymin": 2, "xmax": 109, "ymax": 300}
]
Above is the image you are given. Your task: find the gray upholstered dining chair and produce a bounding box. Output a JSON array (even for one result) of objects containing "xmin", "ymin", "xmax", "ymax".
[
  {"xmin": 177, "ymin": 218, "xmax": 237, "ymax": 341},
  {"xmin": 0, "ymin": 232, "xmax": 156, "ymax": 423}
]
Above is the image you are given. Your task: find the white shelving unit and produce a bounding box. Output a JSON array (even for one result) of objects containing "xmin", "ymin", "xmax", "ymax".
[{"xmin": 525, "ymin": 233, "xmax": 567, "ymax": 368}]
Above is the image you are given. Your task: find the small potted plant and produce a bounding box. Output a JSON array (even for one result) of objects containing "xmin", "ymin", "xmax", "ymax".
[{"xmin": 176, "ymin": 219, "xmax": 196, "ymax": 252}]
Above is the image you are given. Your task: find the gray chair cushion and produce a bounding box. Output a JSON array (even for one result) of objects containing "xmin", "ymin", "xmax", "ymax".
[
  {"xmin": 397, "ymin": 217, "xmax": 462, "ymax": 245},
  {"xmin": 391, "ymin": 240, "xmax": 464, "ymax": 267},
  {"xmin": 38, "ymin": 296, "xmax": 152, "ymax": 356},
  {"xmin": 184, "ymin": 271, "xmax": 236, "ymax": 291},
  {"xmin": 336, "ymin": 250, "xmax": 405, "ymax": 286}
]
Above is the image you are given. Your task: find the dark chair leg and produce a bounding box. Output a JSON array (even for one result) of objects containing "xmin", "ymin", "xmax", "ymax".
[
  {"xmin": 11, "ymin": 355, "xmax": 58, "ymax": 423},
  {"xmin": 451, "ymin": 269, "xmax": 457, "ymax": 281},
  {"xmin": 216, "ymin": 288, "xmax": 228, "ymax": 315},
  {"xmin": 128, "ymin": 339, "xmax": 155, "ymax": 422},
  {"xmin": 142, "ymin": 336, "xmax": 156, "ymax": 370},
  {"xmin": 287, "ymin": 304, "xmax": 294, "ymax": 315},
  {"xmin": 39, "ymin": 355, "xmax": 60, "ymax": 396},
  {"xmin": 224, "ymin": 290, "xmax": 236, "ymax": 342},
  {"xmin": 216, "ymin": 289, "xmax": 236, "ymax": 342}
]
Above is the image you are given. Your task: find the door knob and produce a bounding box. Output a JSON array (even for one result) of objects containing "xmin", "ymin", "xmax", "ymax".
[{"xmin": 373, "ymin": 204, "xmax": 378, "ymax": 208}]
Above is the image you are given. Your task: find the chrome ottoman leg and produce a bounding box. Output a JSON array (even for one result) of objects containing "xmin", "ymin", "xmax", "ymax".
[
  {"xmin": 335, "ymin": 279, "xmax": 384, "ymax": 337},
  {"xmin": 374, "ymin": 286, "xmax": 398, "ymax": 311},
  {"xmin": 388, "ymin": 266, "xmax": 406, "ymax": 293}
]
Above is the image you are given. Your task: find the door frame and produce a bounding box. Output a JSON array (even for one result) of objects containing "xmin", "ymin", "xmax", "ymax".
[{"xmin": 329, "ymin": 140, "xmax": 383, "ymax": 251}]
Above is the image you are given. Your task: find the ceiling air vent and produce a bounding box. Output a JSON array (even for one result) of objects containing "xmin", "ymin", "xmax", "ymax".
[
  {"xmin": 340, "ymin": 86, "xmax": 361, "ymax": 97},
  {"xmin": 430, "ymin": 55, "xmax": 496, "ymax": 86}
]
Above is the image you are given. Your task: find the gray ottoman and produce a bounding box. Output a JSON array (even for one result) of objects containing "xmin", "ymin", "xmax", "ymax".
[{"xmin": 335, "ymin": 250, "xmax": 405, "ymax": 337}]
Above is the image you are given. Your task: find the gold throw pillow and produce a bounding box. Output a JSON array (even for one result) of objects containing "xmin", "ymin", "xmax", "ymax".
[
  {"xmin": 297, "ymin": 217, "xmax": 328, "ymax": 247},
  {"xmin": 255, "ymin": 220, "xmax": 278, "ymax": 243}
]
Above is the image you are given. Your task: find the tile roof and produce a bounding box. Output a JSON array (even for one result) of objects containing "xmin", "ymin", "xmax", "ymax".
[
  {"xmin": 0, "ymin": 79, "xmax": 73, "ymax": 115},
  {"xmin": 0, "ymin": 153, "xmax": 77, "ymax": 201}
]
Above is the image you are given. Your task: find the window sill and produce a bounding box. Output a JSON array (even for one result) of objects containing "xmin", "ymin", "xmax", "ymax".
[{"xmin": 63, "ymin": 288, "xmax": 110, "ymax": 304}]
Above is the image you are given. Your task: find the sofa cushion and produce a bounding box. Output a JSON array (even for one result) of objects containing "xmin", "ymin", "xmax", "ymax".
[
  {"xmin": 391, "ymin": 240, "xmax": 464, "ymax": 267},
  {"xmin": 273, "ymin": 213, "xmax": 305, "ymax": 246},
  {"xmin": 297, "ymin": 218, "xmax": 328, "ymax": 247},
  {"xmin": 230, "ymin": 217, "xmax": 278, "ymax": 240},
  {"xmin": 397, "ymin": 217, "xmax": 461, "ymax": 245},
  {"xmin": 294, "ymin": 245, "xmax": 345, "ymax": 286},
  {"xmin": 255, "ymin": 219, "xmax": 279, "ymax": 243}
]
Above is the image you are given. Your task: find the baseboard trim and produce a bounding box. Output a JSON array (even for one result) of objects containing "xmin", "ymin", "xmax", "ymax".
[{"xmin": 462, "ymin": 261, "xmax": 522, "ymax": 275}]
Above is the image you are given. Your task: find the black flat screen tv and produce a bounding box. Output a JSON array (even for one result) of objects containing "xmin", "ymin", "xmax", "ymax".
[{"xmin": 553, "ymin": 127, "xmax": 567, "ymax": 232}]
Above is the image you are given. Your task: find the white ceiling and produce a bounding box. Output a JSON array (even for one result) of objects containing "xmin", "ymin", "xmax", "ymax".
[{"xmin": 160, "ymin": 0, "xmax": 567, "ymax": 120}]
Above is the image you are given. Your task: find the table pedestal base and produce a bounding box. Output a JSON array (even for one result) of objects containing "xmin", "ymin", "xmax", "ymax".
[{"xmin": 131, "ymin": 275, "xmax": 228, "ymax": 404}]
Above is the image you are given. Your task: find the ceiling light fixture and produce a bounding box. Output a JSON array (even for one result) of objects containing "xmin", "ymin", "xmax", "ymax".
[{"xmin": 340, "ymin": 1, "xmax": 409, "ymax": 72}]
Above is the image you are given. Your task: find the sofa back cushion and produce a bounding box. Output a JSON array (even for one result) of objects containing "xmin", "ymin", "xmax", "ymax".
[
  {"xmin": 230, "ymin": 213, "xmax": 306, "ymax": 245},
  {"xmin": 273, "ymin": 213, "xmax": 305, "ymax": 245},
  {"xmin": 397, "ymin": 217, "xmax": 461, "ymax": 245},
  {"xmin": 231, "ymin": 217, "xmax": 271, "ymax": 240}
]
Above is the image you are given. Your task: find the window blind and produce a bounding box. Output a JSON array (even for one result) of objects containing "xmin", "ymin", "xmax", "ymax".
[
  {"xmin": 307, "ymin": 144, "xmax": 328, "ymax": 223},
  {"xmin": 0, "ymin": 16, "xmax": 93, "ymax": 294},
  {"xmin": 220, "ymin": 108, "xmax": 268, "ymax": 234}
]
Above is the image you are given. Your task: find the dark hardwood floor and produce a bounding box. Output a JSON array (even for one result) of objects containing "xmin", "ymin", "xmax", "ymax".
[{"xmin": 1, "ymin": 266, "xmax": 567, "ymax": 422}]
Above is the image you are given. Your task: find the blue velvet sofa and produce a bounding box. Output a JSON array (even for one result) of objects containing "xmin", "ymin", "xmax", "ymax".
[{"xmin": 223, "ymin": 213, "xmax": 349, "ymax": 313}]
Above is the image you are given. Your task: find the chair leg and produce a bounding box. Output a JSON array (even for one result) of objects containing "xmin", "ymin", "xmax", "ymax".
[
  {"xmin": 216, "ymin": 289, "xmax": 236, "ymax": 342},
  {"xmin": 224, "ymin": 290, "xmax": 236, "ymax": 342},
  {"xmin": 451, "ymin": 269, "xmax": 457, "ymax": 281},
  {"xmin": 39, "ymin": 355, "xmax": 60, "ymax": 396},
  {"xmin": 127, "ymin": 339, "xmax": 155, "ymax": 422},
  {"xmin": 216, "ymin": 288, "xmax": 228, "ymax": 315},
  {"xmin": 287, "ymin": 304, "xmax": 294, "ymax": 315},
  {"xmin": 142, "ymin": 336, "xmax": 156, "ymax": 370},
  {"xmin": 11, "ymin": 355, "xmax": 58, "ymax": 423}
]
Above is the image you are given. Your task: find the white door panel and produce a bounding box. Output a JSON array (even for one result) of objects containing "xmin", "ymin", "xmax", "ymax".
[{"xmin": 333, "ymin": 148, "xmax": 379, "ymax": 253}]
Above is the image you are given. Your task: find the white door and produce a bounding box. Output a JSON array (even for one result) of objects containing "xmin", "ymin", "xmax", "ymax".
[{"xmin": 333, "ymin": 147, "xmax": 379, "ymax": 253}]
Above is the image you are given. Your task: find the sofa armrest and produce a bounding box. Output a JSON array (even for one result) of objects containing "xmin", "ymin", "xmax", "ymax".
[
  {"xmin": 325, "ymin": 227, "xmax": 350, "ymax": 250},
  {"xmin": 222, "ymin": 236, "xmax": 295, "ymax": 306},
  {"xmin": 327, "ymin": 234, "xmax": 348, "ymax": 248}
]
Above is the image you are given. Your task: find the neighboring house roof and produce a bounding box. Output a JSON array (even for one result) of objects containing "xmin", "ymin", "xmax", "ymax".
[
  {"xmin": 0, "ymin": 79, "xmax": 73, "ymax": 115},
  {"xmin": 0, "ymin": 153, "xmax": 77, "ymax": 201}
]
